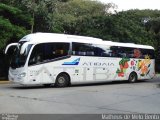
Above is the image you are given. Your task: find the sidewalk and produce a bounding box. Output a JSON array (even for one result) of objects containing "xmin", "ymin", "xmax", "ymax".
[
  {"xmin": 156, "ymin": 74, "xmax": 160, "ymax": 77},
  {"xmin": 0, "ymin": 80, "xmax": 10, "ymax": 84}
]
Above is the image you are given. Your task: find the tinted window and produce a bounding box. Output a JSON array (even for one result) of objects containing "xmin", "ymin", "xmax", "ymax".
[
  {"xmin": 112, "ymin": 47, "xmax": 135, "ymax": 58},
  {"xmin": 110, "ymin": 47, "xmax": 154, "ymax": 59},
  {"xmin": 72, "ymin": 42, "xmax": 95, "ymax": 56},
  {"xmin": 28, "ymin": 44, "xmax": 44, "ymax": 65},
  {"xmin": 44, "ymin": 43, "xmax": 70, "ymax": 61},
  {"xmin": 29, "ymin": 43, "xmax": 70, "ymax": 65},
  {"xmin": 94, "ymin": 44, "xmax": 113, "ymax": 57},
  {"xmin": 72, "ymin": 42, "xmax": 154, "ymax": 59},
  {"xmin": 141, "ymin": 49, "xmax": 154, "ymax": 59}
]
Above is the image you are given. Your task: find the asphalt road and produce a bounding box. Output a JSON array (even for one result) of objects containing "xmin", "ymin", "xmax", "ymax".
[{"xmin": 0, "ymin": 76, "xmax": 160, "ymax": 114}]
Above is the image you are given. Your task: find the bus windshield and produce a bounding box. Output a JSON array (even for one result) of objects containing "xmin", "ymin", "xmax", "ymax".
[{"xmin": 10, "ymin": 43, "xmax": 32, "ymax": 69}]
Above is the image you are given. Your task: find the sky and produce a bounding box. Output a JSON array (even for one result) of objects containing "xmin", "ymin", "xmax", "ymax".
[{"xmin": 98, "ymin": 0, "xmax": 160, "ymax": 11}]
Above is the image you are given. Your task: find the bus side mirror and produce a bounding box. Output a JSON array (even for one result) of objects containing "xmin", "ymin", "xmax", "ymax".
[
  {"xmin": 5, "ymin": 43, "xmax": 18, "ymax": 54},
  {"xmin": 20, "ymin": 42, "xmax": 29, "ymax": 55}
]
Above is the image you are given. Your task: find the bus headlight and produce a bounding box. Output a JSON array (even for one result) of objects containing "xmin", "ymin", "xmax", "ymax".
[{"xmin": 18, "ymin": 72, "xmax": 26, "ymax": 78}]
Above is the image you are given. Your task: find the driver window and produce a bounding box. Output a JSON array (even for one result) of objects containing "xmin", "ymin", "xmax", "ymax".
[{"xmin": 28, "ymin": 44, "xmax": 44, "ymax": 65}]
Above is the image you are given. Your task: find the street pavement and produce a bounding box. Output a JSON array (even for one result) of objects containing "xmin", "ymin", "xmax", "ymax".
[{"xmin": 0, "ymin": 76, "xmax": 160, "ymax": 114}]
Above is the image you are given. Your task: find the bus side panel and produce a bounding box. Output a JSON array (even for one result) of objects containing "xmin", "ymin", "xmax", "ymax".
[
  {"xmin": 112, "ymin": 58, "xmax": 155, "ymax": 81},
  {"xmin": 27, "ymin": 56, "xmax": 155, "ymax": 85},
  {"xmin": 27, "ymin": 64, "xmax": 44, "ymax": 84},
  {"xmin": 136, "ymin": 59, "xmax": 155, "ymax": 80}
]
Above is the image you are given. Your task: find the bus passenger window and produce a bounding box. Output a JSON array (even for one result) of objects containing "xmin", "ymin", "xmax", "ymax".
[
  {"xmin": 141, "ymin": 49, "xmax": 155, "ymax": 59},
  {"xmin": 72, "ymin": 42, "xmax": 95, "ymax": 56},
  {"xmin": 133, "ymin": 49, "xmax": 141, "ymax": 58},
  {"xmin": 44, "ymin": 43, "xmax": 69, "ymax": 61}
]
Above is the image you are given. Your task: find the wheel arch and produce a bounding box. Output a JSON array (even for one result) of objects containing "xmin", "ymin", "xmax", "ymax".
[
  {"xmin": 129, "ymin": 71, "xmax": 138, "ymax": 79},
  {"xmin": 56, "ymin": 72, "xmax": 71, "ymax": 83},
  {"xmin": 128, "ymin": 71, "xmax": 138, "ymax": 83}
]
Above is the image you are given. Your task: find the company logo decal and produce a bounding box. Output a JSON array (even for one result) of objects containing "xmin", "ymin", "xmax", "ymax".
[
  {"xmin": 82, "ymin": 62, "xmax": 114, "ymax": 66},
  {"xmin": 62, "ymin": 58, "xmax": 80, "ymax": 65}
]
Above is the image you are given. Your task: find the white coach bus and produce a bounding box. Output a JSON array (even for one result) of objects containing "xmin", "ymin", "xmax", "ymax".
[{"xmin": 5, "ymin": 33, "xmax": 155, "ymax": 87}]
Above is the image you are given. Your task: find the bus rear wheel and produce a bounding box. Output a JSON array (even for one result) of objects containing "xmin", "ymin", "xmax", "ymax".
[
  {"xmin": 55, "ymin": 73, "xmax": 70, "ymax": 87},
  {"xmin": 128, "ymin": 72, "xmax": 137, "ymax": 83}
]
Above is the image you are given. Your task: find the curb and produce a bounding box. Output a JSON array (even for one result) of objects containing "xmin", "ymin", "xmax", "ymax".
[
  {"xmin": 0, "ymin": 81, "xmax": 10, "ymax": 84},
  {"xmin": 156, "ymin": 74, "xmax": 160, "ymax": 77}
]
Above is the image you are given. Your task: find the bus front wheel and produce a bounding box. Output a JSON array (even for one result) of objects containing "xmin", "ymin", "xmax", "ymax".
[
  {"xmin": 55, "ymin": 73, "xmax": 70, "ymax": 87},
  {"xmin": 128, "ymin": 72, "xmax": 137, "ymax": 83}
]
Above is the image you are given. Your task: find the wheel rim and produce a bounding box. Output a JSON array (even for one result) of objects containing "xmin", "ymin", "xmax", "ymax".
[
  {"xmin": 130, "ymin": 74, "xmax": 136, "ymax": 82},
  {"xmin": 58, "ymin": 77, "xmax": 65, "ymax": 84}
]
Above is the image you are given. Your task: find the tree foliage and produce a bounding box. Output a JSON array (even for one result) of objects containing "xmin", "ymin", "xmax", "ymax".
[
  {"xmin": 1, "ymin": 0, "xmax": 160, "ymax": 51},
  {"xmin": 1, "ymin": 0, "xmax": 160, "ymax": 75},
  {"xmin": 0, "ymin": 3, "xmax": 32, "ymax": 49},
  {"xmin": 51, "ymin": 0, "xmax": 116, "ymax": 33}
]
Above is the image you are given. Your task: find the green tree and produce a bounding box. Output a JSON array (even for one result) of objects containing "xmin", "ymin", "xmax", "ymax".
[
  {"xmin": 2, "ymin": 0, "xmax": 59, "ymax": 32},
  {"xmin": 145, "ymin": 17, "xmax": 160, "ymax": 58},
  {"xmin": 51, "ymin": 0, "xmax": 116, "ymax": 34},
  {"xmin": 1, "ymin": 0, "xmax": 116, "ymax": 33},
  {"xmin": 0, "ymin": 3, "xmax": 32, "ymax": 49}
]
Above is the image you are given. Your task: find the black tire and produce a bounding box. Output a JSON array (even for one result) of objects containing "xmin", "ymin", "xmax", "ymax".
[
  {"xmin": 128, "ymin": 72, "xmax": 137, "ymax": 83},
  {"xmin": 55, "ymin": 73, "xmax": 70, "ymax": 87},
  {"xmin": 43, "ymin": 84, "xmax": 52, "ymax": 87}
]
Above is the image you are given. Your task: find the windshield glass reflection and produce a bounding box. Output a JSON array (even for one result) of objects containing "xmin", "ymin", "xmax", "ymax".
[{"xmin": 10, "ymin": 42, "xmax": 32, "ymax": 69}]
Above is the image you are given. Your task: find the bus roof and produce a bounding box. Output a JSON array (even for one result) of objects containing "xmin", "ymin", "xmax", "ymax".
[
  {"xmin": 103, "ymin": 41, "xmax": 154, "ymax": 50},
  {"xmin": 20, "ymin": 33, "xmax": 154, "ymax": 50},
  {"xmin": 20, "ymin": 33, "xmax": 103, "ymax": 44}
]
